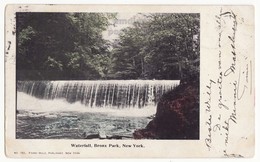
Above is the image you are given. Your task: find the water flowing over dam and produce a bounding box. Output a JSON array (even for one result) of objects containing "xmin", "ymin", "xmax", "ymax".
[
  {"xmin": 16, "ymin": 80, "xmax": 180, "ymax": 139},
  {"xmin": 17, "ymin": 80, "xmax": 180, "ymax": 109}
]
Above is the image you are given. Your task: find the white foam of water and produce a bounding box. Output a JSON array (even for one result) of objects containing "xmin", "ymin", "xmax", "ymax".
[
  {"xmin": 17, "ymin": 92, "xmax": 157, "ymax": 117},
  {"xmin": 19, "ymin": 80, "xmax": 180, "ymax": 109}
]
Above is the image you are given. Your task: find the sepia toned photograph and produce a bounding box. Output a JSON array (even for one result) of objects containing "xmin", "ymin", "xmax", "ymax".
[
  {"xmin": 16, "ymin": 12, "xmax": 200, "ymax": 140},
  {"xmin": 5, "ymin": 5, "xmax": 254, "ymax": 158}
]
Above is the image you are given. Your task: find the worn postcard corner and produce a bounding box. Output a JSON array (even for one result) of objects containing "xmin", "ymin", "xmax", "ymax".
[{"xmin": 4, "ymin": 4, "xmax": 254, "ymax": 158}]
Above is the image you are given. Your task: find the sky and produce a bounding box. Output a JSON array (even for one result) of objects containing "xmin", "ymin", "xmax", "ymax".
[{"xmin": 102, "ymin": 13, "xmax": 138, "ymax": 41}]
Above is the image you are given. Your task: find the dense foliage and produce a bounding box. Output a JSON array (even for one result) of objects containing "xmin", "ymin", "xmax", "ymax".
[
  {"xmin": 111, "ymin": 13, "xmax": 200, "ymax": 80},
  {"xmin": 16, "ymin": 13, "xmax": 199, "ymax": 80},
  {"xmin": 17, "ymin": 13, "xmax": 116, "ymax": 80}
]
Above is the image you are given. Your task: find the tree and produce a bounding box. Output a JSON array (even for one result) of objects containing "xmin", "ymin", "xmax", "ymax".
[
  {"xmin": 110, "ymin": 24, "xmax": 145, "ymax": 79},
  {"xmin": 111, "ymin": 13, "xmax": 200, "ymax": 80},
  {"xmin": 16, "ymin": 12, "xmax": 116, "ymax": 80},
  {"xmin": 16, "ymin": 12, "xmax": 199, "ymax": 81}
]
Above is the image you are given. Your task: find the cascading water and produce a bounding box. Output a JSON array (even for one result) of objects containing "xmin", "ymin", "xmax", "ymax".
[
  {"xmin": 16, "ymin": 80, "xmax": 180, "ymax": 139},
  {"xmin": 17, "ymin": 80, "xmax": 180, "ymax": 109}
]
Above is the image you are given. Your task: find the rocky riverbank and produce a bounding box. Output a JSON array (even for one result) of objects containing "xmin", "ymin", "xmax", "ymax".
[{"xmin": 133, "ymin": 77, "xmax": 199, "ymax": 139}]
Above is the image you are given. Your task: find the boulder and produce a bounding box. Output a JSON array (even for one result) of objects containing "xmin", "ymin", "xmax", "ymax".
[
  {"xmin": 133, "ymin": 77, "xmax": 199, "ymax": 139},
  {"xmin": 98, "ymin": 131, "xmax": 107, "ymax": 139}
]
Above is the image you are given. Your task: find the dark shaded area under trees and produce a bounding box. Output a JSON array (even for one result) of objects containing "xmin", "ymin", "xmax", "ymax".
[
  {"xmin": 16, "ymin": 13, "xmax": 199, "ymax": 81},
  {"xmin": 16, "ymin": 12, "xmax": 115, "ymax": 80}
]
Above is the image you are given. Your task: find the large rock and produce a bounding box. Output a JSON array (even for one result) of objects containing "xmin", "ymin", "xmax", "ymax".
[{"xmin": 133, "ymin": 78, "xmax": 199, "ymax": 139}]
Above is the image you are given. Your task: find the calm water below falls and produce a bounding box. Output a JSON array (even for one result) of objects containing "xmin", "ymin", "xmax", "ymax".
[{"xmin": 17, "ymin": 110, "xmax": 150, "ymax": 139}]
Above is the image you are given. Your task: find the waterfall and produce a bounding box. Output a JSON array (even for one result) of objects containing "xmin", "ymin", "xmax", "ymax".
[{"xmin": 17, "ymin": 80, "xmax": 180, "ymax": 109}]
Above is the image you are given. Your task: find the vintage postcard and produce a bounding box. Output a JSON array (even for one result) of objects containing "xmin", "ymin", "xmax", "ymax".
[{"xmin": 5, "ymin": 5, "xmax": 254, "ymax": 158}]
